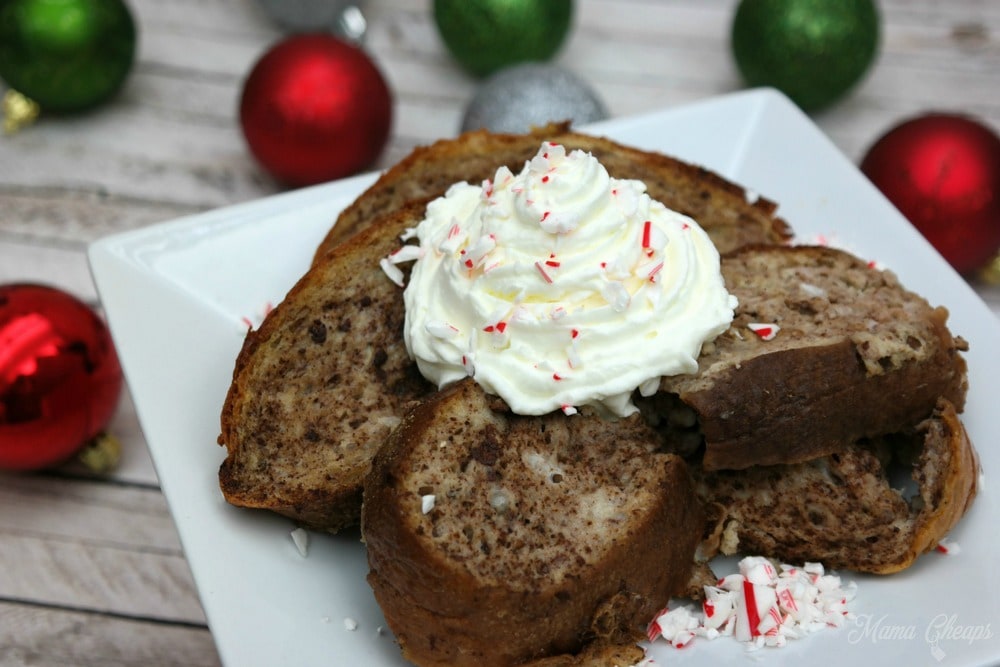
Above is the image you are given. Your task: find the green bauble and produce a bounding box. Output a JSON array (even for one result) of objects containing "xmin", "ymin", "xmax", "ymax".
[
  {"xmin": 0, "ymin": 0, "xmax": 137, "ymax": 112},
  {"xmin": 433, "ymin": 0, "xmax": 573, "ymax": 77},
  {"xmin": 731, "ymin": 0, "xmax": 879, "ymax": 111}
]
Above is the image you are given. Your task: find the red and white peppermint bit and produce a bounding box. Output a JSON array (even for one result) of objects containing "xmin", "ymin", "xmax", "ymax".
[
  {"xmin": 647, "ymin": 261, "xmax": 664, "ymax": 282},
  {"xmin": 463, "ymin": 234, "xmax": 497, "ymax": 268},
  {"xmin": 566, "ymin": 333, "xmax": 582, "ymax": 369},
  {"xmin": 647, "ymin": 556, "xmax": 856, "ymax": 651},
  {"xmin": 380, "ymin": 244, "xmax": 423, "ymax": 288},
  {"xmin": 240, "ymin": 301, "xmax": 275, "ymax": 331},
  {"xmin": 560, "ymin": 404, "xmax": 578, "ymax": 416},
  {"xmin": 425, "ymin": 320, "xmax": 460, "ymax": 339},
  {"xmin": 535, "ymin": 260, "xmax": 554, "ymax": 283},
  {"xmin": 936, "ymin": 538, "xmax": 961, "ymax": 555},
  {"xmin": 482, "ymin": 321, "xmax": 508, "ymax": 334},
  {"xmin": 748, "ymin": 322, "xmax": 780, "ymax": 341},
  {"xmin": 388, "ymin": 244, "xmax": 423, "ymax": 264},
  {"xmin": 461, "ymin": 354, "xmax": 475, "ymax": 376},
  {"xmin": 379, "ymin": 257, "xmax": 405, "ymax": 287}
]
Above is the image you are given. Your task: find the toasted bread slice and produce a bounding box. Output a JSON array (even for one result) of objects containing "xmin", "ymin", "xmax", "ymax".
[
  {"xmin": 313, "ymin": 123, "xmax": 791, "ymax": 263},
  {"xmin": 693, "ymin": 398, "xmax": 979, "ymax": 574},
  {"xmin": 362, "ymin": 379, "xmax": 703, "ymax": 667},
  {"xmin": 217, "ymin": 202, "xmax": 432, "ymax": 531},
  {"xmin": 641, "ymin": 244, "xmax": 969, "ymax": 470}
]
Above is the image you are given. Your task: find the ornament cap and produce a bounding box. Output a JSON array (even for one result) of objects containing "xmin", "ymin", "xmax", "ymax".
[
  {"xmin": 2, "ymin": 89, "xmax": 40, "ymax": 134},
  {"xmin": 980, "ymin": 253, "xmax": 1000, "ymax": 286},
  {"xmin": 77, "ymin": 432, "xmax": 122, "ymax": 473}
]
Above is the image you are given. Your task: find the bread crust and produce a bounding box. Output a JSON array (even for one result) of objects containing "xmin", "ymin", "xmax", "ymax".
[
  {"xmin": 901, "ymin": 399, "xmax": 980, "ymax": 573},
  {"xmin": 313, "ymin": 123, "xmax": 791, "ymax": 263},
  {"xmin": 363, "ymin": 380, "xmax": 703, "ymax": 667}
]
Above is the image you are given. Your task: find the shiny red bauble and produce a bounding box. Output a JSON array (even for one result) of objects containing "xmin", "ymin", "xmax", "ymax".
[
  {"xmin": 0, "ymin": 284, "xmax": 123, "ymax": 470},
  {"xmin": 861, "ymin": 113, "xmax": 1000, "ymax": 275},
  {"xmin": 239, "ymin": 34, "xmax": 393, "ymax": 187}
]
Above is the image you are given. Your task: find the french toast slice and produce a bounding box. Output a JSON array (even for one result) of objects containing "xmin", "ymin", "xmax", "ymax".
[
  {"xmin": 362, "ymin": 379, "xmax": 703, "ymax": 667},
  {"xmin": 641, "ymin": 244, "xmax": 969, "ymax": 470},
  {"xmin": 217, "ymin": 202, "xmax": 432, "ymax": 531},
  {"xmin": 312, "ymin": 123, "xmax": 792, "ymax": 263},
  {"xmin": 693, "ymin": 398, "xmax": 979, "ymax": 574}
]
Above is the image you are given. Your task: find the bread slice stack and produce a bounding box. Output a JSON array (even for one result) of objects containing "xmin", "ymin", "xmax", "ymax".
[
  {"xmin": 219, "ymin": 126, "xmax": 791, "ymax": 533},
  {"xmin": 217, "ymin": 126, "xmax": 980, "ymax": 666}
]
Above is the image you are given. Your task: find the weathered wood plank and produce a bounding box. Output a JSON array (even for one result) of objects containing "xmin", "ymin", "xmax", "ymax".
[
  {"xmin": 0, "ymin": 470, "xmax": 178, "ymax": 550},
  {"xmin": 0, "ymin": 601, "xmax": 220, "ymax": 667},
  {"xmin": 0, "ymin": 531, "xmax": 205, "ymax": 623}
]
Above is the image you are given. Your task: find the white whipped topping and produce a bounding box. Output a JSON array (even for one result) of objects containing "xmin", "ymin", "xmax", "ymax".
[{"xmin": 399, "ymin": 142, "xmax": 736, "ymax": 416}]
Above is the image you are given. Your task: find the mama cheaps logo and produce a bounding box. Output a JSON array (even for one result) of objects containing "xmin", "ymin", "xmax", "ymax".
[{"xmin": 848, "ymin": 613, "xmax": 993, "ymax": 661}]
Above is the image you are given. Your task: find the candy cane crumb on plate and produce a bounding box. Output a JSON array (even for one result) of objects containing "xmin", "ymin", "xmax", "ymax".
[{"xmin": 646, "ymin": 556, "xmax": 857, "ymax": 652}]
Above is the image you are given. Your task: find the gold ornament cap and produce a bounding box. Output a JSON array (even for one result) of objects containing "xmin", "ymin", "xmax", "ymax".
[
  {"xmin": 2, "ymin": 89, "xmax": 40, "ymax": 134},
  {"xmin": 979, "ymin": 253, "xmax": 1000, "ymax": 285}
]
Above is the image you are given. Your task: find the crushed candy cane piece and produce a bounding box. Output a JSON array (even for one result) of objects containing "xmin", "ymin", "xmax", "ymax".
[
  {"xmin": 290, "ymin": 527, "xmax": 309, "ymax": 557},
  {"xmin": 426, "ymin": 320, "xmax": 460, "ymax": 339},
  {"xmin": 344, "ymin": 617, "xmax": 358, "ymax": 631},
  {"xmin": 388, "ymin": 244, "xmax": 423, "ymax": 264},
  {"xmin": 379, "ymin": 257, "xmax": 405, "ymax": 287},
  {"xmin": 421, "ymin": 494, "xmax": 436, "ymax": 514},
  {"xmin": 647, "ymin": 556, "xmax": 855, "ymax": 651},
  {"xmin": 936, "ymin": 538, "xmax": 961, "ymax": 555},
  {"xmin": 747, "ymin": 322, "xmax": 780, "ymax": 341}
]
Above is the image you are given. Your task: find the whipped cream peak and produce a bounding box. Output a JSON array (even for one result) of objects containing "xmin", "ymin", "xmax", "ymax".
[{"xmin": 396, "ymin": 142, "xmax": 736, "ymax": 417}]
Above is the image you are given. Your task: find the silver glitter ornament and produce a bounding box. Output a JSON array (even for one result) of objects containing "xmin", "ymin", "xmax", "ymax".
[
  {"xmin": 461, "ymin": 63, "xmax": 608, "ymax": 134},
  {"xmin": 253, "ymin": 0, "xmax": 368, "ymax": 42}
]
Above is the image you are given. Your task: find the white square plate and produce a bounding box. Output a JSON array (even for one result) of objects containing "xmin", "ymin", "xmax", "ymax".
[{"xmin": 89, "ymin": 89, "xmax": 1000, "ymax": 667}]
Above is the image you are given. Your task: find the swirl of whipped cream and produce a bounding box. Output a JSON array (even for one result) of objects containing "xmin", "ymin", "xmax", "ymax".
[{"xmin": 398, "ymin": 142, "xmax": 736, "ymax": 417}]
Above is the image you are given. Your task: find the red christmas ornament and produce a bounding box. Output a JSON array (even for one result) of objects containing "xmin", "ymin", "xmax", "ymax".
[
  {"xmin": 861, "ymin": 113, "xmax": 1000, "ymax": 275},
  {"xmin": 0, "ymin": 284, "xmax": 123, "ymax": 471},
  {"xmin": 239, "ymin": 34, "xmax": 393, "ymax": 186}
]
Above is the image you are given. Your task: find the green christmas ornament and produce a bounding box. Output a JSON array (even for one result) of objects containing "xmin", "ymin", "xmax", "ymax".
[
  {"xmin": 433, "ymin": 0, "xmax": 573, "ymax": 77},
  {"xmin": 731, "ymin": 0, "xmax": 879, "ymax": 112},
  {"xmin": 0, "ymin": 0, "xmax": 137, "ymax": 113}
]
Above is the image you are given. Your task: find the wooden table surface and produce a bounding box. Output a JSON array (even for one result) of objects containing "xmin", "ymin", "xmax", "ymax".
[{"xmin": 1, "ymin": 1, "xmax": 999, "ymax": 665}]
